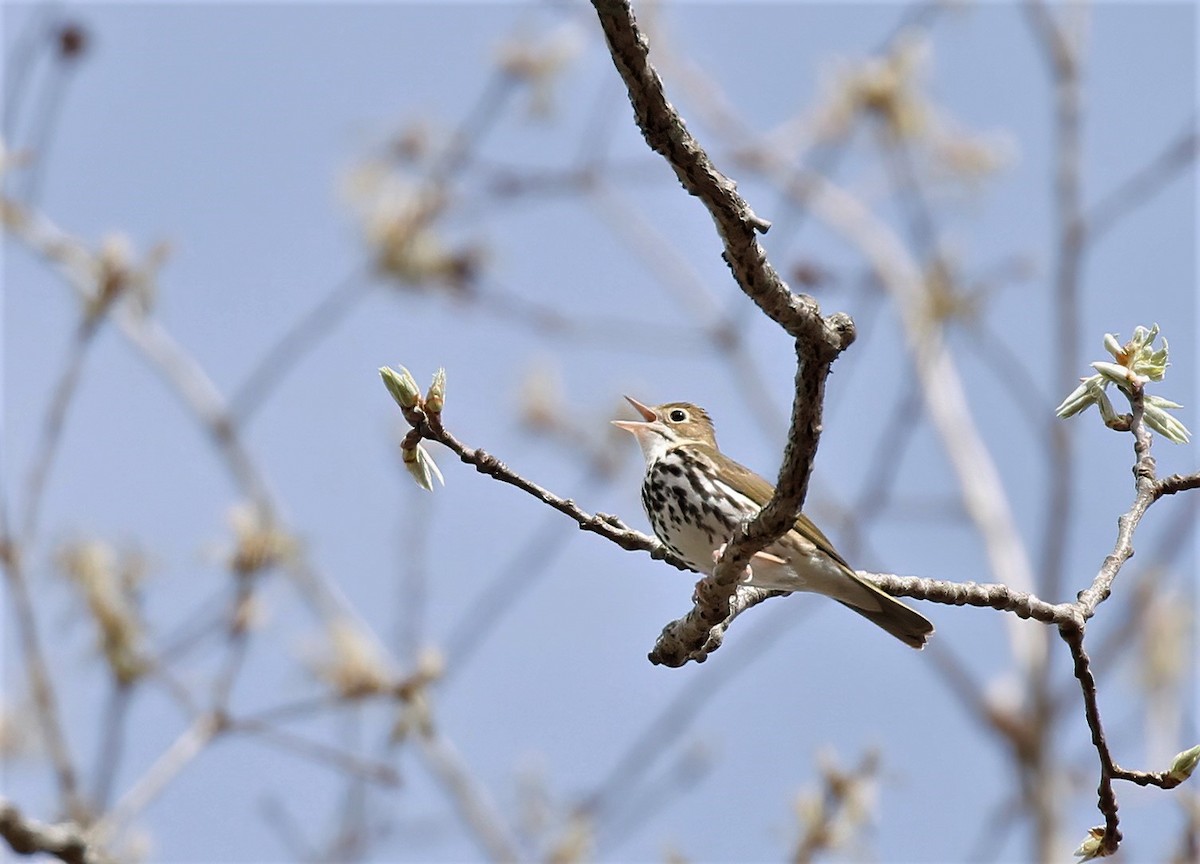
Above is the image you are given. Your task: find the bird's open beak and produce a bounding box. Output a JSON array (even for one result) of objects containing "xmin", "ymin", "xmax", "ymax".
[{"xmin": 611, "ymin": 395, "xmax": 657, "ymax": 433}]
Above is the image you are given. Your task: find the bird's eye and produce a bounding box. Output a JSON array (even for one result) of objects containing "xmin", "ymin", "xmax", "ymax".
[{"xmin": 668, "ymin": 409, "xmax": 687, "ymax": 423}]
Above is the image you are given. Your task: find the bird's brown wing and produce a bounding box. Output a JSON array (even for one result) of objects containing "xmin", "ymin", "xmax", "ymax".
[
  {"xmin": 689, "ymin": 444, "xmax": 853, "ymax": 571},
  {"xmin": 690, "ymin": 445, "xmax": 933, "ymax": 649}
]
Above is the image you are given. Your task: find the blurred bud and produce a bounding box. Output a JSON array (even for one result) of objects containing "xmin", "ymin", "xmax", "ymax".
[
  {"xmin": 390, "ymin": 688, "xmax": 433, "ymax": 743},
  {"xmin": 425, "ymin": 367, "xmax": 446, "ymax": 415},
  {"xmin": 546, "ymin": 812, "xmax": 594, "ymax": 864},
  {"xmin": 82, "ymin": 233, "xmax": 166, "ymax": 319},
  {"xmin": 923, "ymin": 256, "xmax": 977, "ymax": 324},
  {"xmin": 227, "ymin": 504, "xmax": 295, "ymax": 576},
  {"xmin": 87, "ymin": 233, "xmax": 133, "ymax": 318},
  {"xmin": 790, "ymin": 259, "xmax": 833, "ymax": 290},
  {"xmin": 309, "ymin": 617, "xmax": 392, "ymax": 699},
  {"xmin": 519, "ymin": 359, "xmax": 562, "ymax": 432},
  {"xmin": 496, "ymin": 24, "xmax": 584, "ymax": 117},
  {"xmin": 1168, "ymin": 745, "xmax": 1200, "ymax": 784},
  {"xmin": 824, "ymin": 30, "xmax": 929, "ymax": 139},
  {"xmin": 415, "ymin": 646, "xmax": 445, "ymax": 683},
  {"xmin": 380, "ymin": 365, "xmax": 422, "ymax": 410},
  {"xmin": 56, "ymin": 22, "xmax": 89, "ymax": 61},
  {"xmin": 0, "ymin": 702, "xmax": 42, "ymax": 759},
  {"xmin": 930, "ymin": 128, "xmax": 1015, "ymax": 185},
  {"xmin": 1073, "ymin": 826, "xmax": 1108, "ymax": 860},
  {"xmin": 58, "ymin": 539, "xmax": 149, "ymax": 685},
  {"xmin": 392, "ymin": 121, "xmax": 432, "ymax": 163},
  {"xmin": 403, "ymin": 442, "xmax": 444, "ymax": 491},
  {"xmin": 343, "ymin": 159, "xmax": 484, "ymax": 293}
]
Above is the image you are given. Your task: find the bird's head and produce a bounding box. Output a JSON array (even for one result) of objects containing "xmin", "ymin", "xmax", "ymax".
[{"xmin": 612, "ymin": 397, "xmax": 717, "ymax": 464}]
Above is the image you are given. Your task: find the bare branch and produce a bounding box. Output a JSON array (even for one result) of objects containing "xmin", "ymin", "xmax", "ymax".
[
  {"xmin": 0, "ymin": 798, "xmax": 110, "ymax": 864},
  {"xmin": 1060, "ymin": 620, "xmax": 1122, "ymax": 856},
  {"xmin": 863, "ymin": 573, "xmax": 1068, "ymax": 624},
  {"xmin": 0, "ymin": 542, "xmax": 83, "ymax": 819},
  {"xmin": 648, "ymin": 585, "xmax": 783, "ymax": 667},
  {"xmin": 588, "ymin": 0, "xmax": 858, "ymax": 665},
  {"xmin": 94, "ymin": 712, "xmax": 222, "ymax": 840},
  {"xmin": 415, "ymin": 729, "xmax": 523, "ymax": 863},
  {"xmin": 1086, "ymin": 122, "xmax": 1198, "ymax": 243},
  {"xmin": 411, "ymin": 410, "xmax": 689, "ymax": 569},
  {"xmin": 1075, "ymin": 385, "xmax": 1155, "ymax": 619},
  {"xmin": 590, "ymin": 0, "xmax": 849, "ymax": 347}
]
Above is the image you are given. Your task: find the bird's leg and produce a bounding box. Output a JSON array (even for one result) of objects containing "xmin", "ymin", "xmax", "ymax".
[
  {"xmin": 710, "ymin": 543, "xmax": 787, "ymax": 582},
  {"xmin": 712, "ymin": 543, "xmax": 787, "ymax": 568},
  {"xmin": 705, "ymin": 544, "xmax": 789, "ymax": 594}
]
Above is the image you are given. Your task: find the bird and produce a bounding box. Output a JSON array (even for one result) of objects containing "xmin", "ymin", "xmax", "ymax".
[{"xmin": 613, "ymin": 396, "xmax": 933, "ymax": 649}]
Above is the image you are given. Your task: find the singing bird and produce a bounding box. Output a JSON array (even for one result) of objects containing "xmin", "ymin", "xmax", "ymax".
[{"xmin": 613, "ymin": 397, "xmax": 933, "ymax": 649}]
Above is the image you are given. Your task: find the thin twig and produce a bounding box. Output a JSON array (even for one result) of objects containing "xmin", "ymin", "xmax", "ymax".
[
  {"xmin": 90, "ymin": 684, "xmax": 132, "ymax": 814},
  {"xmin": 0, "ymin": 541, "xmax": 83, "ymax": 819},
  {"xmin": 415, "ymin": 728, "xmax": 523, "ymax": 862},
  {"xmin": 1060, "ymin": 620, "xmax": 1121, "ymax": 855},
  {"xmin": 592, "ymin": 0, "xmax": 843, "ymax": 342},
  {"xmin": 95, "ymin": 712, "xmax": 222, "ymax": 840},
  {"xmin": 20, "ymin": 314, "xmax": 101, "ymax": 546},
  {"xmin": 416, "ymin": 411, "xmax": 689, "ymax": 568},
  {"xmin": 229, "ymin": 269, "xmax": 375, "ymax": 424},
  {"xmin": 1086, "ymin": 122, "xmax": 1198, "ymax": 244},
  {"xmin": 230, "ymin": 717, "xmax": 400, "ymax": 786}
]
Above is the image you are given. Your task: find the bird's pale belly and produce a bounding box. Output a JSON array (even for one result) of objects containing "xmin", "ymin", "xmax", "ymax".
[
  {"xmin": 640, "ymin": 452, "xmax": 836, "ymax": 593},
  {"xmin": 641, "ymin": 453, "xmax": 747, "ymax": 574}
]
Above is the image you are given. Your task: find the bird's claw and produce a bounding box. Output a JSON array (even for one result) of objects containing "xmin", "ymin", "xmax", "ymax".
[{"xmin": 711, "ymin": 543, "xmax": 755, "ymax": 584}]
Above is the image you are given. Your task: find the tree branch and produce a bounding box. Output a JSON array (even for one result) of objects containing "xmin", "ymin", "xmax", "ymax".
[
  {"xmin": 588, "ymin": 0, "xmax": 857, "ymax": 665},
  {"xmin": 0, "ymin": 798, "xmax": 109, "ymax": 864},
  {"xmin": 415, "ymin": 411, "xmax": 690, "ymax": 570},
  {"xmin": 589, "ymin": 0, "xmax": 849, "ymax": 347}
]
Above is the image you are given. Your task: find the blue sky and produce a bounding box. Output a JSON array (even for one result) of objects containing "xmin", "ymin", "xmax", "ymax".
[{"xmin": 3, "ymin": 2, "xmax": 1196, "ymax": 862}]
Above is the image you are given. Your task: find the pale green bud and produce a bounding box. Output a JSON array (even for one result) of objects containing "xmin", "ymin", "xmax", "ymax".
[
  {"xmin": 403, "ymin": 442, "xmax": 445, "ymax": 491},
  {"xmin": 426, "ymin": 367, "xmax": 446, "ymax": 415},
  {"xmin": 1058, "ymin": 327, "xmax": 1187, "ymax": 444},
  {"xmin": 1167, "ymin": 744, "xmax": 1200, "ymax": 783},
  {"xmin": 1143, "ymin": 403, "xmax": 1191, "ymax": 444},
  {"xmin": 1131, "ymin": 323, "xmax": 1159, "ymax": 349},
  {"xmin": 380, "ymin": 365, "xmax": 422, "ymax": 409},
  {"xmin": 1091, "ymin": 361, "xmax": 1140, "ymax": 389},
  {"xmin": 1073, "ymin": 826, "xmax": 1107, "ymax": 860},
  {"xmin": 1123, "ymin": 324, "xmax": 1169, "ymax": 380},
  {"xmin": 1145, "ymin": 394, "xmax": 1184, "ymax": 410},
  {"xmin": 1055, "ymin": 377, "xmax": 1099, "ymax": 419},
  {"xmin": 1140, "ymin": 337, "xmax": 1169, "ymax": 381},
  {"xmin": 1094, "ymin": 385, "xmax": 1120, "ymax": 427}
]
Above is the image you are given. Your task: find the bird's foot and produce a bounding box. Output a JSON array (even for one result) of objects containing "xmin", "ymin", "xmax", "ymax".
[{"xmin": 710, "ymin": 543, "xmax": 757, "ymax": 584}]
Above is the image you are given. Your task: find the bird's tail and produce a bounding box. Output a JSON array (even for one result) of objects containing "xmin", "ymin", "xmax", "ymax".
[{"xmin": 836, "ymin": 572, "xmax": 934, "ymax": 650}]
